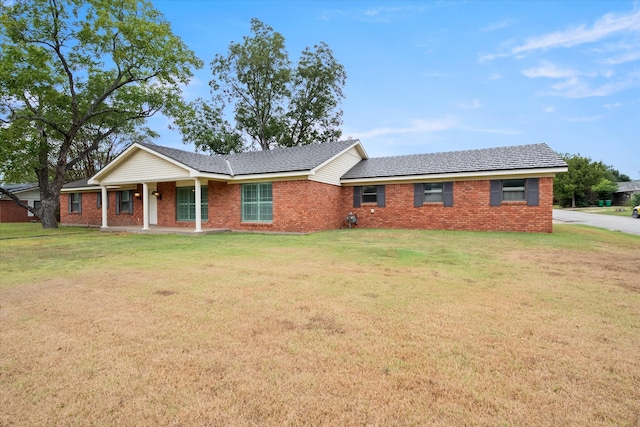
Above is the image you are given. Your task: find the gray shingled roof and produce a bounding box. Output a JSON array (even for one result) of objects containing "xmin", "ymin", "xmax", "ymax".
[
  {"xmin": 342, "ymin": 143, "xmax": 567, "ymax": 179},
  {"xmin": 0, "ymin": 183, "xmax": 39, "ymax": 193},
  {"xmin": 615, "ymin": 180, "xmax": 640, "ymax": 193},
  {"xmin": 138, "ymin": 140, "xmax": 360, "ymax": 176}
]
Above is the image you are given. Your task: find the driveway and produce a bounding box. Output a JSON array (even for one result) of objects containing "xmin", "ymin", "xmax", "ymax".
[{"xmin": 553, "ymin": 209, "xmax": 640, "ymax": 236}]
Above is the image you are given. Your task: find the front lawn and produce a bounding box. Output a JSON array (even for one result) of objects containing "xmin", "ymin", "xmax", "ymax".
[{"xmin": 1, "ymin": 224, "xmax": 639, "ymax": 426}]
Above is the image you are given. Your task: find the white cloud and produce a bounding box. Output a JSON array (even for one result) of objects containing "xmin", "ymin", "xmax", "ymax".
[
  {"xmin": 603, "ymin": 50, "xmax": 640, "ymax": 64},
  {"xmin": 461, "ymin": 126, "xmax": 522, "ymax": 135},
  {"xmin": 513, "ymin": 10, "xmax": 640, "ymax": 54},
  {"xmin": 547, "ymin": 75, "xmax": 640, "ymax": 98},
  {"xmin": 566, "ymin": 115, "xmax": 605, "ymax": 122},
  {"xmin": 544, "ymin": 106, "xmax": 555, "ymax": 113},
  {"xmin": 488, "ymin": 73, "xmax": 502, "ymax": 80},
  {"xmin": 457, "ymin": 99, "xmax": 483, "ymax": 109},
  {"xmin": 480, "ymin": 18, "xmax": 516, "ymax": 32},
  {"xmin": 522, "ymin": 62, "xmax": 582, "ymax": 78},
  {"xmin": 478, "ymin": 52, "xmax": 508, "ymax": 64},
  {"xmin": 354, "ymin": 117, "xmax": 457, "ymax": 139}
]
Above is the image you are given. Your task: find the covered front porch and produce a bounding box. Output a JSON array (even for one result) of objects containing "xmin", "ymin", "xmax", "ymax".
[{"xmin": 97, "ymin": 179, "xmax": 212, "ymax": 233}]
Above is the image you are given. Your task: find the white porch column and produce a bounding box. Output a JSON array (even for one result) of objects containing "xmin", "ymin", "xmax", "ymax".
[
  {"xmin": 101, "ymin": 186, "xmax": 108, "ymax": 228},
  {"xmin": 142, "ymin": 182, "xmax": 150, "ymax": 230},
  {"xmin": 194, "ymin": 179, "xmax": 202, "ymax": 232}
]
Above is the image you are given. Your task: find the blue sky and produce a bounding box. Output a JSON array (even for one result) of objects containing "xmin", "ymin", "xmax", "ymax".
[{"xmin": 151, "ymin": 0, "xmax": 640, "ymax": 179}]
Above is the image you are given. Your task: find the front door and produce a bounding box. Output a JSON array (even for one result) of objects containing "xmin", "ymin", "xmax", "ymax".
[{"xmin": 149, "ymin": 189, "xmax": 158, "ymax": 225}]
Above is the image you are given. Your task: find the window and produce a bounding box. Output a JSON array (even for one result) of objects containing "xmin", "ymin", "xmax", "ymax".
[
  {"xmin": 502, "ymin": 179, "xmax": 526, "ymax": 201},
  {"xmin": 353, "ymin": 185, "xmax": 386, "ymax": 207},
  {"xmin": 424, "ymin": 183, "xmax": 443, "ymax": 202},
  {"xmin": 490, "ymin": 178, "xmax": 539, "ymax": 206},
  {"xmin": 362, "ymin": 186, "xmax": 378, "ymax": 204},
  {"xmin": 69, "ymin": 193, "xmax": 82, "ymax": 213},
  {"xmin": 31, "ymin": 200, "xmax": 41, "ymax": 217},
  {"xmin": 176, "ymin": 186, "xmax": 208, "ymax": 221},
  {"xmin": 414, "ymin": 182, "xmax": 453, "ymax": 207},
  {"xmin": 116, "ymin": 190, "xmax": 133, "ymax": 214},
  {"xmin": 242, "ymin": 183, "xmax": 272, "ymax": 222},
  {"xmin": 97, "ymin": 192, "xmax": 109, "ymax": 209}
]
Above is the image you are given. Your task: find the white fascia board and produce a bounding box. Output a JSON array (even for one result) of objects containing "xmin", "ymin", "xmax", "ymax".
[
  {"xmin": 340, "ymin": 167, "xmax": 569, "ymax": 185},
  {"xmin": 190, "ymin": 172, "xmax": 233, "ymax": 181},
  {"xmin": 309, "ymin": 140, "xmax": 367, "ymax": 175},
  {"xmin": 88, "ymin": 143, "xmax": 199, "ymax": 185},
  {"xmin": 61, "ymin": 186, "xmax": 101, "ymax": 192},
  {"xmin": 228, "ymin": 171, "xmax": 310, "ymax": 183},
  {"xmin": 61, "ymin": 185, "xmax": 121, "ymax": 192}
]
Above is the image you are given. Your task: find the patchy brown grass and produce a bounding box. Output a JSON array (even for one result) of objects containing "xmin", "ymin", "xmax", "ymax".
[{"xmin": 1, "ymin": 225, "xmax": 639, "ymax": 426}]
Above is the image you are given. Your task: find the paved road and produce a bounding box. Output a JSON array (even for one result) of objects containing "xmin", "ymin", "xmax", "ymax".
[{"xmin": 553, "ymin": 209, "xmax": 640, "ymax": 236}]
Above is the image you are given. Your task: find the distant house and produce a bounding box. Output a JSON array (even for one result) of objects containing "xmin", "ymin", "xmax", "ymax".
[
  {"xmin": 60, "ymin": 140, "xmax": 568, "ymax": 233},
  {"xmin": 0, "ymin": 183, "xmax": 40, "ymax": 223},
  {"xmin": 613, "ymin": 180, "xmax": 640, "ymax": 205}
]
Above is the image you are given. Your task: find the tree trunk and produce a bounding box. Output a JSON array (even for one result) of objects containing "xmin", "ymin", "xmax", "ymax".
[
  {"xmin": 39, "ymin": 195, "xmax": 59, "ymax": 229},
  {"xmin": 571, "ymin": 193, "xmax": 576, "ymax": 208}
]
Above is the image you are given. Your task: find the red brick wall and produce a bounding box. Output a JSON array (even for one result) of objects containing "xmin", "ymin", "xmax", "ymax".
[
  {"xmin": 60, "ymin": 190, "xmax": 144, "ymax": 227},
  {"xmin": 0, "ymin": 200, "xmax": 39, "ymax": 223},
  {"xmin": 59, "ymin": 177, "xmax": 555, "ymax": 233},
  {"xmin": 342, "ymin": 177, "xmax": 554, "ymax": 233},
  {"xmin": 157, "ymin": 180, "xmax": 344, "ymax": 233}
]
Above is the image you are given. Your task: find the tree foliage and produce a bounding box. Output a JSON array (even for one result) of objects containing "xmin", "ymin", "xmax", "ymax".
[
  {"xmin": 0, "ymin": 0, "xmax": 202, "ymax": 228},
  {"xmin": 175, "ymin": 19, "xmax": 346, "ymax": 153},
  {"xmin": 553, "ymin": 154, "xmax": 616, "ymax": 207}
]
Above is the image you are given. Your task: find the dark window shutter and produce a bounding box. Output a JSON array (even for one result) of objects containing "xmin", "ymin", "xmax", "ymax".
[
  {"xmin": 526, "ymin": 178, "xmax": 539, "ymax": 206},
  {"xmin": 353, "ymin": 186, "xmax": 361, "ymax": 208},
  {"xmin": 377, "ymin": 185, "xmax": 386, "ymax": 207},
  {"xmin": 414, "ymin": 184, "xmax": 424, "ymax": 207},
  {"xmin": 96, "ymin": 192, "xmax": 100, "ymax": 209},
  {"xmin": 68, "ymin": 194, "xmax": 72, "ymax": 214},
  {"xmin": 116, "ymin": 192, "xmax": 121, "ymax": 214},
  {"xmin": 78, "ymin": 193, "xmax": 82, "ymax": 214},
  {"xmin": 129, "ymin": 190, "xmax": 133, "ymax": 214},
  {"xmin": 443, "ymin": 182, "xmax": 454, "ymax": 207},
  {"xmin": 490, "ymin": 180, "xmax": 502, "ymax": 206}
]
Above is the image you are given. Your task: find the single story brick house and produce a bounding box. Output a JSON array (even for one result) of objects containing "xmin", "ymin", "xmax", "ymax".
[
  {"xmin": 60, "ymin": 139, "xmax": 568, "ymax": 233},
  {"xmin": 0, "ymin": 183, "xmax": 41, "ymax": 223}
]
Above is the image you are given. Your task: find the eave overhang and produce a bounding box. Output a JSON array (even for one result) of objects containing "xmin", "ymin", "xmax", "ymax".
[{"xmin": 340, "ymin": 166, "xmax": 568, "ymax": 186}]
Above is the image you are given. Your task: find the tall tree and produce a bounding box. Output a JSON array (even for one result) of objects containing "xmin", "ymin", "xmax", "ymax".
[
  {"xmin": 0, "ymin": 0, "xmax": 202, "ymax": 228},
  {"xmin": 553, "ymin": 154, "xmax": 614, "ymax": 207},
  {"xmin": 175, "ymin": 18, "xmax": 346, "ymax": 153}
]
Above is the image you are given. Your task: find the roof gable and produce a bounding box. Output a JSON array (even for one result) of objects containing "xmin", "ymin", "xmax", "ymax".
[{"xmin": 221, "ymin": 140, "xmax": 364, "ymax": 176}]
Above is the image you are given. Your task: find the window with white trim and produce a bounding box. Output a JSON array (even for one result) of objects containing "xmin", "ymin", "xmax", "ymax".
[
  {"xmin": 502, "ymin": 179, "xmax": 526, "ymax": 201},
  {"xmin": 176, "ymin": 186, "xmax": 208, "ymax": 221},
  {"xmin": 424, "ymin": 183, "xmax": 444, "ymax": 202},
  {"xmin": 69, "ymin": 193, "xmax": 81, "ymax": 213},
  {"xmin": 241, "ymin": 183, "xmax": 272, "ymax": 222}
]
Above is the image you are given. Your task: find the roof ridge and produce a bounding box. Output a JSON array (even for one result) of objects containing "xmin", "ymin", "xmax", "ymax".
[{"xmin": 364, "ymin": 143, "xmax": 549, "ymax": 161}]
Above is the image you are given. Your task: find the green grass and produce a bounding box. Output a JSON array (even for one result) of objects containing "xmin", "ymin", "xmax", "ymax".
[
  {"xmin": 1, "ymin": 223, "xmax": 639, "ymax": 426},
  {"xmin": 560, "ymin": 206, "xmax": 636, "ymax": 217}
]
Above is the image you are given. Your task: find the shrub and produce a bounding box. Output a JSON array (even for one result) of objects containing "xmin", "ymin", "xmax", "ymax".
[{"xmin": 629, "ymin": 193, "xmax": 640, "ymax": 207}]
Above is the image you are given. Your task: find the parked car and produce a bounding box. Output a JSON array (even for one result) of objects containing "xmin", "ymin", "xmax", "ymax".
[{"xmin": 633, "ymin": 205, "xmax": 639, "ymax": 218}]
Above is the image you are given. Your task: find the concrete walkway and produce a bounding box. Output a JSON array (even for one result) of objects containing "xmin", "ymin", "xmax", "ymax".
[
  {"xmin": 99, "ymin": 226, "xmax": 231, "ymax": 235},
  {"xmin": 553, "ymin": 209, "xmax": 640, "ymax": 236}
]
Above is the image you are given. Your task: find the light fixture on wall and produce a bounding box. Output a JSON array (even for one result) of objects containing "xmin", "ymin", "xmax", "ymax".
[
  {"xmin": 134, "ymin": 191, "xmax": 141, "ymax": 200},
  {"xmin": 152, "ymin": 190, "xmax": 162, "ymax": 200}
]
